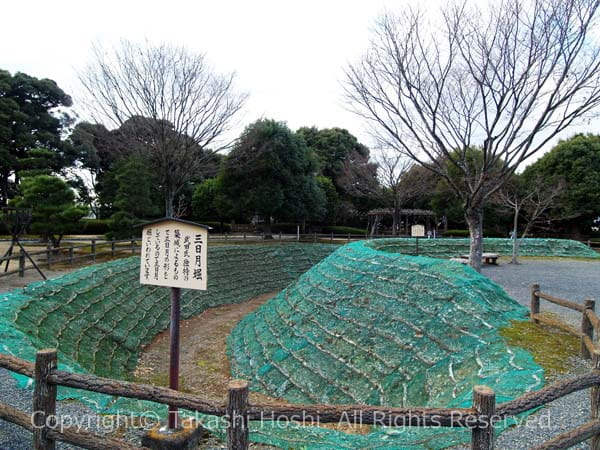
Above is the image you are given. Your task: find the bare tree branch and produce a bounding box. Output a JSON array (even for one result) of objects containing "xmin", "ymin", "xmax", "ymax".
[
  {"xmin": 344, "ymin": 0, "xmax": 600, "ymax": 270},
  {"xmin": 78, "ymin": 40, "xmax": 248, "ymax": 216}
]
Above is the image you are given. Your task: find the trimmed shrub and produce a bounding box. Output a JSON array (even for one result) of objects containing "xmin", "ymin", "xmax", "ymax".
[
  {"xmin": 80, "ymin": 219, "xmax": 111, "ymax": 235},
  {"xmin": 322, "ymin": 225, "xmax": 367, "ymax": 235}
]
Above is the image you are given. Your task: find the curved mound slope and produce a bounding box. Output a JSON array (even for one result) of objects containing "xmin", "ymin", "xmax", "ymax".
[
  {"xmin": 228, "ymin": 241, "xmax": 543, "ymax": 448},
  {"xmin": 369, "ymin": 237, "xmax": 599, "ymax": 258},
  {"xmin": 0, "ymin": 244, "xmax": 336, "ymax": 391}
]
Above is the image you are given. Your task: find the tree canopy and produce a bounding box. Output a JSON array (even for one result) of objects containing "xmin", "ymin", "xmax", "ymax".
[
  {"xmin": 10, "ymin": 175, "xmax": 87, "ymax": 247},
  {"xmin": 78, "ymin": 40, "xmax": 247, "ymax": 217},
  {"xmin": 524, "ymin": 134, "xmax": 600, "ymax": 233},
  {"xmin": 0, "ymin": 69, "xmax": 74, "ymax": 205},
  {"xmin": 220, "ymin": 119, "xmax": 325, "ymax": 235}
]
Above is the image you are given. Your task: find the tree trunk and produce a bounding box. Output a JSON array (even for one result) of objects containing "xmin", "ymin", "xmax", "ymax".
[
  {"xmin": 392, "ymin": 201, "xmax": 401, "ymax": 236},
  {"xmin": 263, "ymin": 217, "xmax": 273, "ymax": 240},
  {"xmin": 511, "ymin": 205, "xmax": 520, "ymax": 264},
  {"xmin": 164, "ymin": 189, "xmax": 175, "ymax": 218},
  {"xmin": 465, "ymin": 206, "xmax": 484, "ymax": 272}
]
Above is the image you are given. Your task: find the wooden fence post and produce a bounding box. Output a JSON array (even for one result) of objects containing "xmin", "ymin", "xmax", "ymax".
[
  {"xmin": 131, "ymin": 239, "xmax": 136, "ymax": 254},
  {"xmin": 530, "ymin": 283, "xmax": 540, "ymax": 324},
  {"xmin": 330, "ymin": 232, "xmax": 333, "ymax": 243},
  {"xmin": 19, "ymin": 249, "xmax": 25, "ymax": 278},
  {"xmin": 227, "ymin": 379, "xmax": 249, "ymax": 450},
  {"xmin": 313, "ymin": 232, "xmax": 317, "ymax": 243},
  {"xmin": 46, "ymin": 244, "xmax": 52, "ymax": 270},
  {"xmin": 582, "ymin": 299, "xmax": 595, "ymax": 359},
  {"xmin": 91, "ymin": 239, "xmax": 96, "ymax": 262},
  {"xmin": 471, "ymin": 385, "xmax": 495, "ymax": 450},
  {"xmin": 111, "ymin": 239, "xmax": 116, "ymax": 257},
  {"xmin": 591, "ymin": 351, "xmax": 600, "ymax": 450},
  {"xmin": 68, "ymin": 245, "xmax": 74, "ymax": 265},
  {"xmin": 347, "ymin": 233, "xmax": 350, "ymax": 243},
  {"xmin": 33, "ymin": 349, "xmax": 57, "ymax": 450}
]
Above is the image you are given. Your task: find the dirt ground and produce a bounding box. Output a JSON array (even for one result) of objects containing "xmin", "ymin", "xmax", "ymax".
[{"xmin": 134, "ymin": 292, "xmax": 286, "ymax": 406}]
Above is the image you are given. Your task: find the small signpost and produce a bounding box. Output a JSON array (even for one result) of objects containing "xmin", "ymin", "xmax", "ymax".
[
  {"xmin": 411, "ymin": 224, "xmax": 425, "ymax": 256},
  {"xmin": 411, "ymin": 224, "xmax": 425, "ymax": 237},
  {"xmin": 139, "ymin": 218, "xmax": 209, "ymax": 433}
]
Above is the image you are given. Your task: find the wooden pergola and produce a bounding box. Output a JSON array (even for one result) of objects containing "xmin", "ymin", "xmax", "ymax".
[{"xmin": 367, "ymin": 208, "xmax": 437, "ymax": 236}]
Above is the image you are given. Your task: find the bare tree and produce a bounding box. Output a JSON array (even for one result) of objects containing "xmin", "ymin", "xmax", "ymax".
[
  {"xmin": 494, "ymin": 176, "xmax": 565, "ymax": 263},
  {"xmin": 79, "ymin": 40, "xmax": 248, "ymax": 217},
  {"xmin": 344, "ymin": 0, "xmax": 600, "ymax": 270},
  {"xmin": 376, "ymin": 151, "xmax": 437, "ymax": 234}
]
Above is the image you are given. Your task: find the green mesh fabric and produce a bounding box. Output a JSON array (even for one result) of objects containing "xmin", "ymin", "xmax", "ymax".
[
  {"xmin": 0, "ymin": 244, "xmax": 336, "ymax": 406},
  {"xmin": 227, "ymin": 241, "xmax": 544, "ymax": 448},
  {"xmin": 370, "ymin": 237, "xmax": 599, "ymax": 258},
  {"xmin": 0, "ymin": 240, "xmax": 551, "ymax": 448}
]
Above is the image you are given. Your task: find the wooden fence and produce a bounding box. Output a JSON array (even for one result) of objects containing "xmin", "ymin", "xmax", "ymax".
[
  {"xmin": 530, "ymin": 283, "xmax": 598, "ymax": 360},
  {"xmin": 2, "ymin": 233, "xmax": 597, "ymax": 280},
  {"xmin": 0, "ymin": 233, "xmax": 404, "ymax": 280},
  {"xmin": 0, "ymin": 347, "xmax": 599, "ymax": 450},
  {"xmin": 0, "ymin": 239, "xmax": 139, "ymax": 279}
]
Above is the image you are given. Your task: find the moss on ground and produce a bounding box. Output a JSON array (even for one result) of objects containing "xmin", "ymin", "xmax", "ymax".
[{"xmin": 500, "ymin": 315, "xmax": 581, "ymax": 379}]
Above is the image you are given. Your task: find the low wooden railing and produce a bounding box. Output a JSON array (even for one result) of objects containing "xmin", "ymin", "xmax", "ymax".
[
  {"xmin": 0, "ymin": 349, "xmax": 599, "ymax": 450},
  {"xmin": 0, "ymin": 239, "xmax": 139, "ymax": 279},
  {"xmin": 529, "ymin": 283, "xmax": 600, "ymax": 449},
  {"xmin": 530, "ymin": 283, "xmax": 598, "ymax": 360}
]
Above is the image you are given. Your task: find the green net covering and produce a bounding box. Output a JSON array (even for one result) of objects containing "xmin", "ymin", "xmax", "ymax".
[
  {"xmin": 1, "ymin": 239, "xmax": 568, "ymax": 448},
  {"xmin": 227, "ymin": 241, "xmax": 544, "ymax": 448},
  {"xmin": 0, "ymin": 244, "xmax": 335, "ymax": 405},
  {"xmin": 369, "ymin": 237, "xmax": 599, "ymax": 258}
]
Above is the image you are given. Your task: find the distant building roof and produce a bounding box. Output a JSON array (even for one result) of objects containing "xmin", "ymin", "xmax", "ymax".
[
  {"xmin": 136, "ymin": 218, "xmax": 212, "ymax": 230},
  {"xmin": 367, "ymin": 208, "xmax": 436, "ymax": 217}
]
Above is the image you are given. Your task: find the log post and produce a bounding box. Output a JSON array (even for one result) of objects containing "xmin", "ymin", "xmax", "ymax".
[
  {"xmin": 225, "ymin": 232, "xmax": 228, "ymax": 242},
  {"xmin": 19, "ymin": 249, "xmax": 25, "ymax": 278},
  {"xmin": 111, "ymin": 239, "xmax": 116, "ymax": 257},
  {"xmin": 471, "ymin": 385, "xmax": 495, "ymax": 450},
  {"xmin": 279, "ymin": 231, "xmax": 282, "ymax": 242},
  {"xmin": 582, "ymin": 299, "xmax": 596, "ymax": 359},
  {"xmin": 313, "ymin": 232, "xmax": 317, "ymax": 243},
  {"xmin": 592, "ymin": 350, "xmax": 600, "ymax": 450},
  {"xmin": 330, "ymin": 232, "xmax": 333, "ymax": 243},
  {"xmin": 33, "ymin": 349, "xmax": 57, "ymax": 450},
  {"xmin": 91, "ymin": 239, "xmax": 96, "ymax": 262},
  {"xmin": 347, "ymin": 233, "xmax": 350, "ymax": 243},
  {"xmin": 68, "ymin": 245, "xmax": 74, "ymax": 265},
  {"xmin": 243, "ymin": 233, "xmax": 246, "ymax": 241},
  {"xmin": 530, "ymin": 283, "xmax": 540, "ymax": 324},
  {"xmin": 227, "ymin": 379, "xmax": 249, "ymax": 450},
  {"xmin": 131, "ymin": 239, "xmax": 136, "ymax": 254}
]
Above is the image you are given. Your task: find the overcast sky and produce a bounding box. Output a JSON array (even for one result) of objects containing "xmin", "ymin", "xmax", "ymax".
[{"xmin": 1, "ymin": 0, "xmax": 594, "ymax": 161}]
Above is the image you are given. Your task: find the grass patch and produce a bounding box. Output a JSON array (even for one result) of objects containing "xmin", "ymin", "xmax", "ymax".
[{"xmin": 500, "ymin": 316, "xmax": 581, "ymax": 379}]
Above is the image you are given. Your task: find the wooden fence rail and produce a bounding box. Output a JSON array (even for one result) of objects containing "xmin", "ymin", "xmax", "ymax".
[
  {"xmin": 1, "ymin": 349, "xmax": 600, "ymax": 449},
  {"xmin": 530, "ymin": 283, "xmax": 600, "ymax": 449},
  {"xmin": 0, "ymin": 239, "xmax": 139, "ymax": 279},
  {"xmin": 0, "ymin": 234, "xmax": 425, "ymax": 280}
]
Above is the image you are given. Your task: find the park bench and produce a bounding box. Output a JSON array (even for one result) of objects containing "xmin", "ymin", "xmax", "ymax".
[{"xmin": 451, "ymin": 253, "xmax": 499, "ymax": 265}]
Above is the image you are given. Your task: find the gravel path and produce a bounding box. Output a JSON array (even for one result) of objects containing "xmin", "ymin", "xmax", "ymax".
[
  {"xmin": 1, "ymin": 258, "xmax": 599, "ymax": 449},
  {"xmin": 484, "ymin": 258, "xmax": 600, "ymax": 327}
]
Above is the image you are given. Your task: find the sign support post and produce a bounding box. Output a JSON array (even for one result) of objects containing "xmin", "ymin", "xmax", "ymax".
[
  {"xmin": 138, "ymin": 218, "xmax": 210, "ymax": 447},
  {"xmin": 168, "ymin": 286, "xmax": 181, "ymax": 429}
]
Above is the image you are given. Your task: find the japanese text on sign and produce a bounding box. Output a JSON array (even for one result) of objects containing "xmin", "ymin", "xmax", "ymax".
[{"xmin": 140, "ymin": 220, "xmax": 208, "ymax": 290}]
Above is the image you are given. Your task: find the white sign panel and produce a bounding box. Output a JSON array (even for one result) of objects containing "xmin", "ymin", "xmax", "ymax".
[
  {"xmin": 139, "ymin": 220, "xmax": 208, "ymax": 290},
  {"xmin": 411, "ymin": 224, "xmax": 425, "ymax": 237}
]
